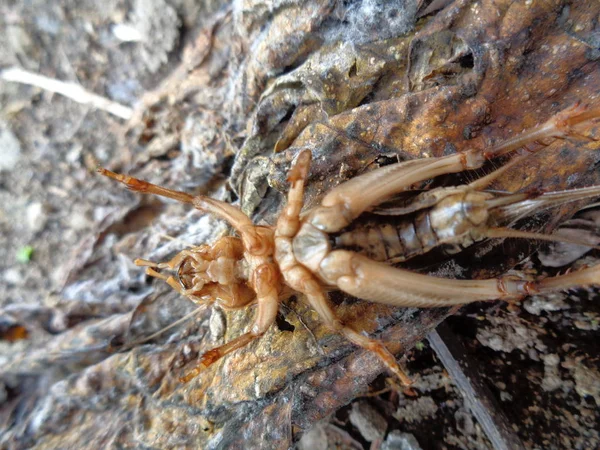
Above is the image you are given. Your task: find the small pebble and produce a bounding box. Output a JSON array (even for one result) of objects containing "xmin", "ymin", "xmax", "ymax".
[
  {"xmin": 0, "ymin": 122, "xmax": 22, "ymax": 171},
  {"xmin": 349, "ymin": 401, "xmax": 387, "ymax": 442},
  {"xmin": 3, "ymin": 268, "xmax": 23, "ymax": 285},
  {"xmin": 26, "ymin": 202, "xmax": 47, "ymax": 233},
  {"xmin": 209, "ymin": 308, "xmax": 226, "ymax": 342},
  {"xmin": 381, "ymin": 430, "xmax": 423, "ymax": 450}
]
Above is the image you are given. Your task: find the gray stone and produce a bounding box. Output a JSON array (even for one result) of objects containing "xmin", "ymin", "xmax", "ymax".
[
  {"xmin": 348, "ymin": 400, "xmax": 387, "ymax": 442},
  {"xmin": 26, "ymin": 202, "xmax": 47, "ymax": 233},
  {"xmin": 0, "ymin": 122, "xmax": 22, "ymax": 171},
  {"xmin": 381, "ymin": 431, "xmax": 423, "ymax": 450}
]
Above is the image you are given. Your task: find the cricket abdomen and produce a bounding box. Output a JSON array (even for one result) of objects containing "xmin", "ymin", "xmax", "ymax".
[
  {"xmin": 335, "ymin": 218, "xmax": 429, "ymax": 262},
  {"xmin": 335, "ymin": 191, "xmax": 491, "ymax": 262}
]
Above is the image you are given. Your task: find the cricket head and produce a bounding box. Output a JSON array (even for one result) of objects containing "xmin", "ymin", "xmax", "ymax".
[
  {"xmin": 135, "ymin": 239, "xmax": 256, "ymax": 309},
  {"xmin": 135, "ymin": 251, "xmax": 212, "ymax": 296}
]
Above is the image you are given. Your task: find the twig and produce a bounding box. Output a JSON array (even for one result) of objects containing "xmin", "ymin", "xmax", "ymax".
[
  {"xmin": 428, "ymin": 324, "xmax": 526, "ymax": 450},
  {"xmin": 119, "ymin": 304, "xmax": 208, "ymax": 351},
  {"xmin": 0, "ymin": 66, "xmax": 133, "ymax": 120}
]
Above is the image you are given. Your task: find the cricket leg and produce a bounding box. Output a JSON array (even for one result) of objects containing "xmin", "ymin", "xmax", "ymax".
[
  {"xmin": 319, "ymin": 250, "xmax": 600, "ymax": 308},
  {"xmin": 469, "ymin": 103, "xmax": 600, "ymax": 190},
  {"xmin": 97, "ymin": 167, "xmax": 267, "ymax": 255},
  {"xmin": 276, "ymin": 152, "xmax": 412, "ymax": 384},
  {"xmin": 533, "ymin": 263, "xmax": 600, "ymax": 294},
  {"xmin": 280, "ymin": 257, "xmax": 412, "ymax": 385},
  {"xmin": 276, "ymin": 149, "xmax": 312, "ymax": 238},
  {"xmin": 305, "ymin": 276, "xmax": 413, "ymax": 386},
  {"xmin": 309, "ymin": 103, "xmax": 600, "ymax": 233},
  {"xmin": 484, "ymin": 228, "xmax": 600, "ymax": 251},
  {"xmin": 309, "ymin": 153, "xmax": 482, "ymax": 233},
  {"xmin": 485, "ymin": 102, "xmax": 600, "ymax": 159},
  {"xmin": 180, "ymin": 263, "xmax": 280, "ymax": 383},
  {"xmin": 135, "ymin": 249, "xmax": 200, "ymax": 270}
]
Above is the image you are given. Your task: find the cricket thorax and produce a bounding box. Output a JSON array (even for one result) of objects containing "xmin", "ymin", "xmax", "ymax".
[{"xmin": 292, "ymin": 221, "xmax": 333, "ymax": 275}]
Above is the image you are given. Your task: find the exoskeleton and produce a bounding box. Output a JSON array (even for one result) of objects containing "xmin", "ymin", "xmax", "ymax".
[{"xmin": 98, "ymin": 104, "xmax": 600, "ymax": 385}]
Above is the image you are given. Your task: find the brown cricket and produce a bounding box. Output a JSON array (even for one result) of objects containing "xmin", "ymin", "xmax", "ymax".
[{"xmin": 98, "ymin": 104, "xmax": 600, "ymax": 386}]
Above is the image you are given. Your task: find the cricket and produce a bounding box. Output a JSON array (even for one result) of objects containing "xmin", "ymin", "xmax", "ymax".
[{"xmin": 98, "ymin": 103, "xmax": 600, "ymax": 386}]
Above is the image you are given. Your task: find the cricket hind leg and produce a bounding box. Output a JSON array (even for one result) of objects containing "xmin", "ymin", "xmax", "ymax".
[
  {"xmin": 469, "ymin": 103, "xmax": 600, "ymax": 191},
  {"xmin": 275, "ymin": 151, "xmax": 412, "ymax": 385},
  {"xmin": 533, "ymin": 263, "xmax": 600, "ymax": 294},
  {"xmin": 484, "ymin": 227, "xmax": 600, "ymax": 251},
  {"xmin": 287, "ymin": 264, "xmax": 413, "ymax": 386},
  {"xmin": 308, "ymin": 103, "xmax": 600, "ymax": 233},
  {"xmin": 319, "ymin": 250, "xmax": 600, "ymax": 308},
  {"xmin": 484, "ymin": 102, "xmax": 600, "ymax": 159}
]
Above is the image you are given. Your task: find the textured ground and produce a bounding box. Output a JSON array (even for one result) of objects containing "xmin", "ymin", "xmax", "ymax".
[{"xmin": 1, "ymin": 1, "xmax": 599, "ymax": 449}]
